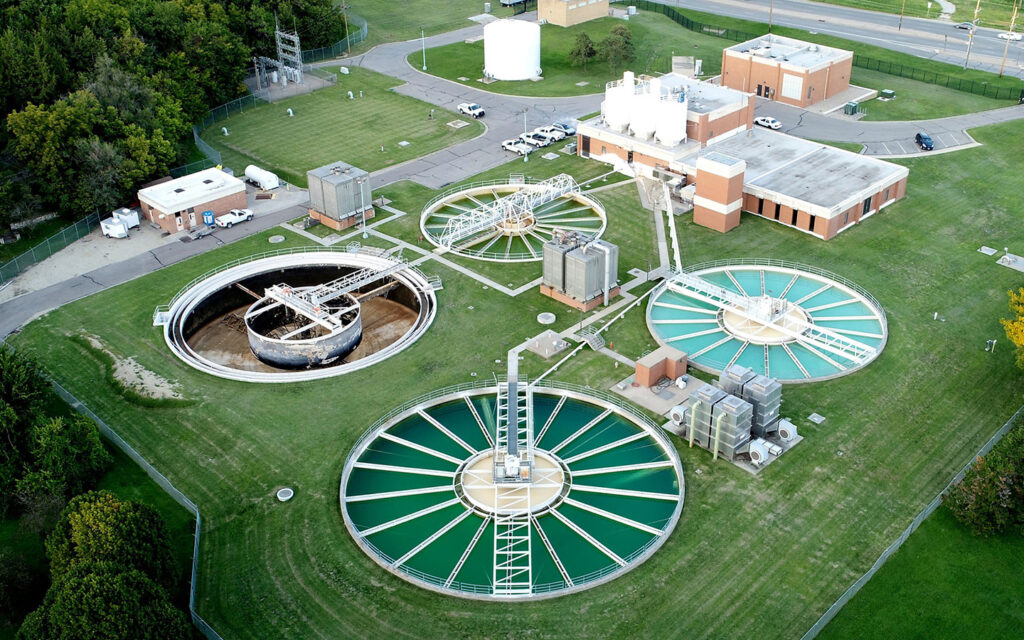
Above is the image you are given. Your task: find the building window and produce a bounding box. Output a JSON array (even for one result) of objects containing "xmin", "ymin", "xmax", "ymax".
[
  {"xmin": 774, "ymin": 203, "xmax": 781, "ymax": 221},
  {"xmin": 789, "ymin": 210, "xmax": 797, "ymax": 226},
  {"xmin": 884, "ymin": 187, "xmax": 891, "ymax": 201},
  {"xmin": 601, "ymin": 146, "xmax": 607, "ymax": 154},
  {"xmin": 809, "ymin": 215, "xmax": 817, "ymax": 233},
  {"xmin": 757, "ymin": 198, "xmax": 764, "ymax": 215},
  {"xmin": 862, "ymin": 196, "xmax": 872, "ymax": 215},
  {"xmin": 187, "ymin": 206, "xmax": 195, "ymax": 213},
  {"xmin": 843, "ymin": 211, "xmax": 850, "ymax": 226}
]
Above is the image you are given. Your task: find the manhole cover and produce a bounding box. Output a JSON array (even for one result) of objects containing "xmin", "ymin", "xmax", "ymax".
[
  {"xmin": 269, "ymin": 235, "xmax": 286, "ymax": 244},
  {"xmin": 276, "ymin": 487, "xmax": 294, "ymax": 502},
  {"xmin": 537, "ymin": 312, "xmax": 556, "ymax": 325}
]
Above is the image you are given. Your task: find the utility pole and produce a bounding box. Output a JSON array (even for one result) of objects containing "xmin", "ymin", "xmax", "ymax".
[
  {"xmin": 339, "ymin": 2, "xmax": 351, "ymax": 55},
  {"xmin": 963, "ymin": 0, "xmax": 983, "ymax": 70},
  {"xmin": 768, "ymin": 0, "xmax": 775, "ymax": 33},
  {"xmin": 999, "ymin": 0, "xmax": 1020, "ymax": 77},
  {"xmin": 898, "ymin": 0, "xmax": 907, "ymax": 31}
]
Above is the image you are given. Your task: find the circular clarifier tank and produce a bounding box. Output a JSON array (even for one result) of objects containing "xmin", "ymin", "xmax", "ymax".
[
  {"xmin": 340, "ymin": 383, "xmax": 684, "ymax": 599},
  {"xmin": 160, "ymin": 250, "xmax": 437, "ymax": 382},
  {"xmin": 647, "ymin": 260, "xmax": 887, "ymax": 382},
  {"xmin": 420, "ymin": 179, "xmax": 607, "ymax": 262}
]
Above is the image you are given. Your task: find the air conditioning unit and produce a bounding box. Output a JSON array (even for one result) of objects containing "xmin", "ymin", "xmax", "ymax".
[
  {"xmin": 766, "ymin": 442, "xmax": 783, "ymax": 457},
  {"xmin": 669, "ymin": 405, "xmax": 688, "ymax": 425},
  {"xmin": 748, "ymin": 438, "xmax": 770, "ymax": 466},
  {"xmin": 778, "ymin": 419, "xmax": 798, "ymax": 442}
]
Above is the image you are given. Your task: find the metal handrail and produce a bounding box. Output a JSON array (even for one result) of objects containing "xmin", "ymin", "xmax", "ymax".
[
  {"xmin": 680, "ymin": 258, "xmax": 886, "ymax": 318},
  {"xmin": 421, "ymin": 177, "xmax": 549, "ymax": 213}
]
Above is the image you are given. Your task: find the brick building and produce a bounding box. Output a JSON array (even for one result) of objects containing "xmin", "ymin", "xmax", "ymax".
[
  {"xmin": 720, "ymin": 34, "xmax": 852, "ymax": 108},
  {"xmin": 538, "ymin": 0, "xmax": 609, "ymax": 27},
  {"xmin": 577, "ymin": 71, "xmax": 908, "ymax": 240},
  {"xmin": 137, "ymin": 168, "xmax": 247, "ymax": 234}
]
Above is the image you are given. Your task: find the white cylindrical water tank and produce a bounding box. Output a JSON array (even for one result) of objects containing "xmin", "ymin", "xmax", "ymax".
[
  {"xmin": 245, "ymin": 165, "xmax": 281, "ymax": 190},
  {"xmin": 603, "ymin": 83, "xmax": 631, "ymax": 132},
  {"xmin": 656, "ymin": 94, "xmax": 688, "ymax": 147},
  {"xmin": 630, "ymin": 90, "xmax": 656, "ymax": 140},
  {"xmin": 484, "ymin": 20, "xmax": 541, "ymax": 81}
]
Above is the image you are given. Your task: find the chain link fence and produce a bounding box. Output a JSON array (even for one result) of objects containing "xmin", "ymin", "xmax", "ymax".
[
  {"xmin": 626, "ymin": 1, "xmax": 1024, "ymax": 100},
  {"xmin": 47, "ymin": 379, "xmax": 225, "ymax": 640},
  {"xmin": 801, "ymin": 403, "xmax": 1024, "ymax": 639},
  {"xmin": 0, "ymin": 213, "xmax": 101, "ymax": 286},
  {"xmin": 301, "ymin": 14, "xmax": 368, "ymax": 63}
]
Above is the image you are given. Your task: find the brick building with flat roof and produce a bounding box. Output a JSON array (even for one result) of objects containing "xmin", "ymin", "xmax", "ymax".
[
  {"xmin": 137, "ymin": 168, "xmax": 247, "ymax": 234},
  {"xmin": 721, "ymin": 34, "xmax": 852, "ymax": 108},
  {"xmin": 576, "ymin": 71, "xmax": 907, "ymax": 240},
  {"xmin": 538, "ymin": 0, "xmax": 610, "ymax": 27}
]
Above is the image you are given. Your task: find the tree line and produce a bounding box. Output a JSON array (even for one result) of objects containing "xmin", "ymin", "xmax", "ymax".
[
  {"xmin": 0, "ymin": 0, "xmax": 348, "ymax": 229},
  {"xmin": 0, "ymin": 346, "xmax": 189, "ymax": 638}
]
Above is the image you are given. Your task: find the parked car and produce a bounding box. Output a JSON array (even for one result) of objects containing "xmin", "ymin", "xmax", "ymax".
[
  {"xmin": 215, "ymin": 208, "xmax": 254, "ymax": 228},
  {"xmin": 552, "ymin": 122, "xmax": 577, "ymax": 136},
  {"xmin": 997, "ymin": 32, "xmax": 1022, "ymax": 41},
  {"xmin": 457, "ymin": 102, "xmax": 485, "ymax": 118},
  {"xmin": 519, "ymin": 132, "xmax": 549, "ymax": 148},
  {"xmin": 753, "ymin": 116, "xmax": 783, "ymax": 130},
  {"xmin": 954, "ymin": 22, "xmax": 974, "ymax": 30},
  {"xmin": 533, "ymin": 125, "xmax": 567, "ymax": 141},
  {"xmin": 501, "ymin": 139, "xmax": 532, "ymax": 155},
  {"xmin": 914, "ymin": 132, "xmax": 934, "ymax": 151}
]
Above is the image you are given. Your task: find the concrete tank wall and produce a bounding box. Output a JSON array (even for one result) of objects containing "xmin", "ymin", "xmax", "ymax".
[
  {"xmin": 484, "ymin": 20, "xmax": 541, "ymax": 81},
  {"xmin": 246, "ymin": 294, "xmax": 363, "ymax": 368}
]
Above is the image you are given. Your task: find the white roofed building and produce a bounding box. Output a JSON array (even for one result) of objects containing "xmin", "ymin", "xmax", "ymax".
[{"xmin": 137, "ymin": 168, "xmax": 247, "ymax": 234}]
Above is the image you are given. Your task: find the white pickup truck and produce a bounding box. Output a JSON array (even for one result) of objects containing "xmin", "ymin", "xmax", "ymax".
[
  {"xmin": 215, "ymin": 208, "xmax": 254, "ymax": 228},
  {"xmin": 457, "ymin": 102, "xmax": 485, "ymax": 118}
]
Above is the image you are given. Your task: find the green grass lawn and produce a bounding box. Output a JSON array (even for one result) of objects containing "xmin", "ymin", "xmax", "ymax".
[
  {"xmin": 952, "ymin": 0, "xmax": 1021, "ymax": 29},
  {"xmin": 199, "ymin": 67, "xmax": 483, "ymax": 187},
  {"xmin": 806, "ymin": 0, "xmax": 932, "ymax": 20},
  {"xmin": 348, "ymin": 0, "xmax": 514, "ymax": 50},
  {"xmin": 819, "ymin": 507, "xmax": 1024, "ymax": 639},
  {"xmin": 413, "ymin": 12, "xmax": 731, "ymax": 97},
  {"xmin": 853, "ymin": 68, "xmax": 1009, "ymax": 120},
  {"xmin": 7, "ymin": 116, "xmax": 1024, "ymax": 639}
]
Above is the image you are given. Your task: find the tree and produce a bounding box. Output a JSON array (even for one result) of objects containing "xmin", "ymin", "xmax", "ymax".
[
  {"xmin": 943, "ymin": 425, "xmax": 1024, "ymax": 536},
  {"xmin": 1002, "ymin": 287, "xmax": 1024, "ymax": 369},
  {"xmin": 610, "ymin": 24, "xmax": 634, "ymax": 44},
  {"xmin": 0, "ymin": 346, "xmax": 50, "ymax": 516},
  {"xmin": 17, "ymin": 562, "xmax": 191, "ymax": 640},
  {"xmin": 17, "ymin": 416, "xmax": 112, "ymax": 501},
  {"xmin": 46, "ymin": 491, "xmax": 177, "ymax": 591},
  {"xmin": 598, "ymin": 32, "xmax": 635, "ymax": 76},
  {"xmin": 569, "ymin": 32, "xmax": 596, "ymax": 72}
]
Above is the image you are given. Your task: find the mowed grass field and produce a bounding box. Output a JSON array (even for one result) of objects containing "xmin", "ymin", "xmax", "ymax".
[
  {"xmin": 414, "ymin": 12, "xmax": 732, "ymax": 97},
  {"xmin": 853, "ymin": 68, "xmax": 1008, "ymax": 120},
  {"xmin": 199, "ymin": 67, "xmax": 483, "ymax": 187},
  {"xmin": 8, "ymin": 119, "xmax": 1024, "ymax": 639},
  {"xmin": 348, "ymin": 0, "xmax": 514, "ymax": 49},
  {"xmin": 819, "ymin": 505, "xmax": 1024, "ymax": 639}
]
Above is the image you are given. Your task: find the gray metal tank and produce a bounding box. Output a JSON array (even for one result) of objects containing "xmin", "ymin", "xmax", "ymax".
[{"xmin": 245, "ymin": 292, "xmax": 362, "ymax": 368}]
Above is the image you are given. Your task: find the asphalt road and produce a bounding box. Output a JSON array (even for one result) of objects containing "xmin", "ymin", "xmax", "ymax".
[{"xmin": 654, "ymin": 0, "xmax": 1024, "ymax": 79}]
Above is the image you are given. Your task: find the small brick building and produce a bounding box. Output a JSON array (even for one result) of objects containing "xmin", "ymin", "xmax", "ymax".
[
  {"xmin": 137, "ymin": 168, "xmax": 247, "ymax": 234},
  {"xmin": 538, "ymin": 0, "xmax": 609, "ymax": 27},
  {"xmin": 721, "ymin": 34, "xmax": 852, "ymax": 108}
]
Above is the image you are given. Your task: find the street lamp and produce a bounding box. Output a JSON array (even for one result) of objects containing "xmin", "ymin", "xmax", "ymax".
[{"xmin": 421, "ymin": 29, "xmax": 427, "ymax": 71}]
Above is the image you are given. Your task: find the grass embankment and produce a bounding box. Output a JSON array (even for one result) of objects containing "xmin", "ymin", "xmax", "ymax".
[
  {"xmin": 819, "ymin": 508, "xmax": 1024, "ymax": 638},
  {"xmin": 200, "ymin": 67, "xmax": 483, "ymax": 188},
  {"xmin": 8, "ymin": 119, "xmax": 1024, "ymax": 638},
  {"xmin": 413, "ymin": 12, "xmax": 731, "ymax": 97},
  {"xmin": 347, "ymin": 0, "xmax": 514, "ymax": 50},
  {"xmin": 852, "ymin": 68, "xmax": 1011, "ymax": 120}
]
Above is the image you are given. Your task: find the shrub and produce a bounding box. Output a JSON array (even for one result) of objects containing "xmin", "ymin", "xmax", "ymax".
[{"xmin": 943, "ymin": 425, "xmax": 1024, "ymax": 536}]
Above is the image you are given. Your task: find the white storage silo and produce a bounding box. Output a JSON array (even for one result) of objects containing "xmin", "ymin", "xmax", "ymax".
[
  {"xmin": 655, "ymin": 92, "xmax": 688, "ymax": 147},
  {"xmin": 629, "ymin": 77, "xmax": 659, "ymax": 140},
  {"xmin": 603, "ymin": 72, "xmax": 635, "ymax": 132},
  {"xmin": 484, "ymin": 20, "xmax": 541, "ymax": 81}
]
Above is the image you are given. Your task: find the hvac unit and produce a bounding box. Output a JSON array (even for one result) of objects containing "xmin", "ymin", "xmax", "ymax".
[
  {"xmin": 766, "ymin": 442, "xmax": 783, "ymax": 457},
  {"xmin": 669, "ymin": 405, "xmax": 688, "ymax": 425},
  {"xmin": 748, "ymin": 438, "xmax": 770, "ymax": 466},
  {"xmin": 778, "ymin": 419, "xmax": 798, "ymax": 442}
]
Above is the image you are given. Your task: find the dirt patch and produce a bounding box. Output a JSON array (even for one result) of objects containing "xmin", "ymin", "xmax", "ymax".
[{"xmin": 82, "ymin": 334, "xmax": 184, "ymax": 400}]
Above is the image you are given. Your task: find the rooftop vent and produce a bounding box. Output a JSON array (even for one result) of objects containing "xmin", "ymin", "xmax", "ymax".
[
  {"xmin": 174, "ymin": 188, "xmax": 185, "ymax": 193},
  {"xmin": 203, "ymin": 179, "xmax": 213, "ymax": 184}
]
